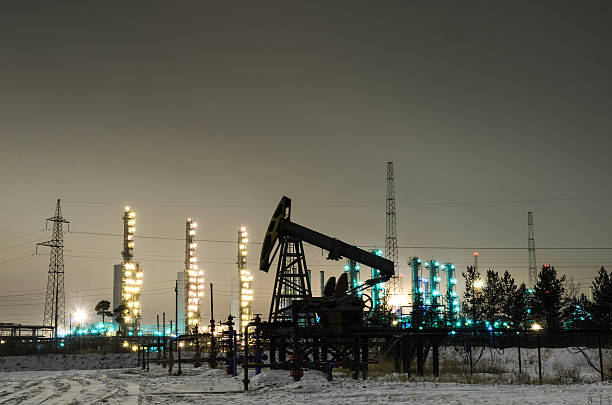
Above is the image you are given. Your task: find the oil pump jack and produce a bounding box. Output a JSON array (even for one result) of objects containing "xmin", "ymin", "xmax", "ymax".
[
  {"xmin": 260, "ymin": 196, "xmax": 394, "ymax": 328},
  {"xmin": 258, "ymin": 196, "xmax": 395, "ymax": 380}
]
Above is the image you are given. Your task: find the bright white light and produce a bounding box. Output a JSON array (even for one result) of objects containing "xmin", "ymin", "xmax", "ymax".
[
  {"xmin": 473, "ymin": 279, "xmax": 484, "ymax": 290},
  {"xmin": 74, "ymin": 309, "xmax": 87, "ymax": 324},
  {"xmin": 388, "ymin": 294, "xmax": 407, "ymax": 308},
  {"xmin": 531, "ymin": 323, "xmax": 542, "ymax": 331}
]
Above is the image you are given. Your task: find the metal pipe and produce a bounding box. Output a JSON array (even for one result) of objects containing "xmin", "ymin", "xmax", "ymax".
[
  {"xmin": 243, "ymin": 324, "xmax": 250, "ymax": 391},
  {"xmin": 537, "ymin": 339, "xmax": 542, "ymax": 384},
  {"xmin": 599, "ymin": 334, "xmax": 604, "ymax": 382},
  {"xmin": 175, "ymin": 280, "xmax": 178, "ymax": 336}
]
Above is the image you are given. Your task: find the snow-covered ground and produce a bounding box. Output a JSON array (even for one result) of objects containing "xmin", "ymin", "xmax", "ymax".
[
  {"xmin": 0, "ymin": 366, "xmax": 611, "ymax": 404},
  {"xmin": 0, "ymin": 353, "xmax": 137, "ymax": 372},
  {"xmin": 414, "ymin": 346, "xmax": 612, "ymax": 384},
  {"xmin": 0, "ymin": 350, "xmax": 610, "ymax": 404}
]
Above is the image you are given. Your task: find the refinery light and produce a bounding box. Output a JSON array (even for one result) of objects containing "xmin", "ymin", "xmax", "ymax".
[
  {"xmin": 120, "ymin": 206, "xmax": 142, "ymax": 334},
  {"xmin": 238, "ymin": 226, "xmax": 253, "ymax": 330},
  {"xmin": 185, "ymin": 218, "xmax": 203, "ymax": 332},
  {"xmin": 74, "ymin": 309, "xmax": 87, "ymax": 325}
]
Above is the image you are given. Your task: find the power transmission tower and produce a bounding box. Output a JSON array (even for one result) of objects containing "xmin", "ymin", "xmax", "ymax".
[
  {"xmin": 527, "ymin": 211, "xmax": 537, "ymax": 285},
  {"xmin": 37, "ymin": 199, "xmax": 69, "ymax": 338},
  {"xmin": 385, "ymin": 162, "xmax": 400, "ymax": 298}
]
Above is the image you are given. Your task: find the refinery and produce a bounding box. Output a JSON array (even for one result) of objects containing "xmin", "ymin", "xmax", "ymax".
[
  {"xmin": 1, "ymin": 162, "xmax": 611, "ymax": 390},
  {"xmin": 1, "ymin": 1, "xmax": 611, "ymax": 403}
]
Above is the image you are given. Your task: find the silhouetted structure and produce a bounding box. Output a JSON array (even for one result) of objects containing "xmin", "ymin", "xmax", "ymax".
[
  {"xmin": 37, "ymin": 199, "xmax": 69, "ymax": 338},
  {"xmin": 528, "ymin": 212, "xmax": 537, "ymax": 285},
  {"xmin": 385, "ymin": 162, "xmax": 400, "ymax": 299}
]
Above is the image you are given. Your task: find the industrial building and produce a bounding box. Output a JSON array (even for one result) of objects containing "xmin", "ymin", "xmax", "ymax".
[{"xmin": 112, "ymin": 206, "xmax": 142, "ymax": 335}]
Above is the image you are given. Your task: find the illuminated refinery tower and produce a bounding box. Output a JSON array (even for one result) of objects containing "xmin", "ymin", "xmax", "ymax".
[
  {"xmin": 184, "ymin": 219, "xmax": 203, "ymax": 333},
  {"xmin": 238, "ymin": 227, "xmax": 254, "ymax": 331},
  {"xmin": 344, "ymin": 259, "xmax": 361, "ymax": 294},
  {"xmin": 369, "ymin": 249, "xmax": 385, "ymax": 309},
  {"xmin": 410, "ymin": 257, "xmax": 424, "ymax": 327},
  {"xmin": 428, "ymin": 260, "xmax": 442, "ymax": 314},
  {"xmin": 411, "ymin": 257, "xmax": 423, "ymax": 308},
  {"xmin": 444, "ymin": 263, "xmax": 460, "ymax": 327},
  {"xmin": 113, "ymin": 206, "xmax": 142, "ymax": 334}
]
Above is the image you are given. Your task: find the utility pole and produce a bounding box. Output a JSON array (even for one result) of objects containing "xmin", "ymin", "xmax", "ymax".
[
  {"xmin": 175, "ymin": 280, "xmax": 179, "ymax": 336},
  {"xmin": 385, "ymin": 162, "xmax": 400, "ymax": 300},
  {"xmin": 528, "ymin": 212, "xmax": 537, "ymax": 285},
  {"xmin": 38, "ymin": 199, "xmax": 69, "ymax": 338}
]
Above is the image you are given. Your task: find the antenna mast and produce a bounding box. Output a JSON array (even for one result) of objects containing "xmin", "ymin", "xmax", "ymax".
[
  {"xmin": 385, "ymin": 162, "xmax": 400, "ymax": 300},
  {"xmin": 528, "ymin": 211, "xmax": 537, "ymax": 285},
  {"xmin": 38, "ymin": 199, "xmax": 69, "ymax": 338}
]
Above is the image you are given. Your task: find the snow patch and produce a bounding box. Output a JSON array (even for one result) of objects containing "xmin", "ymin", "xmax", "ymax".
[{"xmin": 0, "ymin": 353, "xmax": 137, "ymax": 372}]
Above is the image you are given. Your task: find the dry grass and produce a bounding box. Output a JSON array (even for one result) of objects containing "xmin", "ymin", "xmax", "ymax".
[{"xmin": 366, "ymin": 345, "xmax": 602, "ymax": 385}]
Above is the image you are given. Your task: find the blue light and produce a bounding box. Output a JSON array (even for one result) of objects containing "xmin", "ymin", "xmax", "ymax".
[{"xmin": 487, "ymin": 326, "xmax": 493, "ymax": 331}]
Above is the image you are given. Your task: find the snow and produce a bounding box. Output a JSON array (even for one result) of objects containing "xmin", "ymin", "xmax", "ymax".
[
  {"xmin": 0, "ymin": 350, "xmax": 610, "ymax": 403},
  {"xmin": 0, "ymin": 353, "xmax": 137, "ymax": 372}
]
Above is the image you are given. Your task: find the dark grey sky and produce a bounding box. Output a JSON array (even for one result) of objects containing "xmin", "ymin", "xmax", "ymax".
[{"xmin": 1, "ymin": 1, "xmax": 611, "ymax": 325}]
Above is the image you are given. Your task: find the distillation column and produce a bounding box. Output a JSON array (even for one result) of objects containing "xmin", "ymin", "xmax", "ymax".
[
  {"xmin": 238, "ymin": 227, "xmax": 254, "ymax": 331},
  {"xmin": 185, "ymin": 219, "xmax": 203, "ymax": 333}
]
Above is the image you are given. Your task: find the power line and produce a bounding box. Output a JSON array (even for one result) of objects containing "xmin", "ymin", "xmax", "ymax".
[
  {"xmin": 63, "ymin": 195, "xmax": 612, "ymax": 209},
  {"xmin": 386, "ymin": 246, "xmax": 612, "ymax": 250},
  {"xmin": 0, "ymin": 229, "xmax": 45, "ymax": 245},
  {"xmin": 68, "ymin": 230, "xmax": 612, "ymax": 250},
  {"xmin": 396, "ymin": 196, "xmax": 612, "ymax": 207},
  {"xmin": 0, "ymin": 254, "xmax": 36, "ymax": 265},
  {"xmin": 0, "ymin": 238, "xmax": 47, "ymax": 252},
  {"xmin": 0, "ymin": 203, "xmax": 50, "ymax": 223}
]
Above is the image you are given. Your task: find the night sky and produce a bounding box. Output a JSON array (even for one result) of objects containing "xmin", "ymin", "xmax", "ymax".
[{"xmin": 1, "ymin": 1, "xmax": 610, "ymax": 326}]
